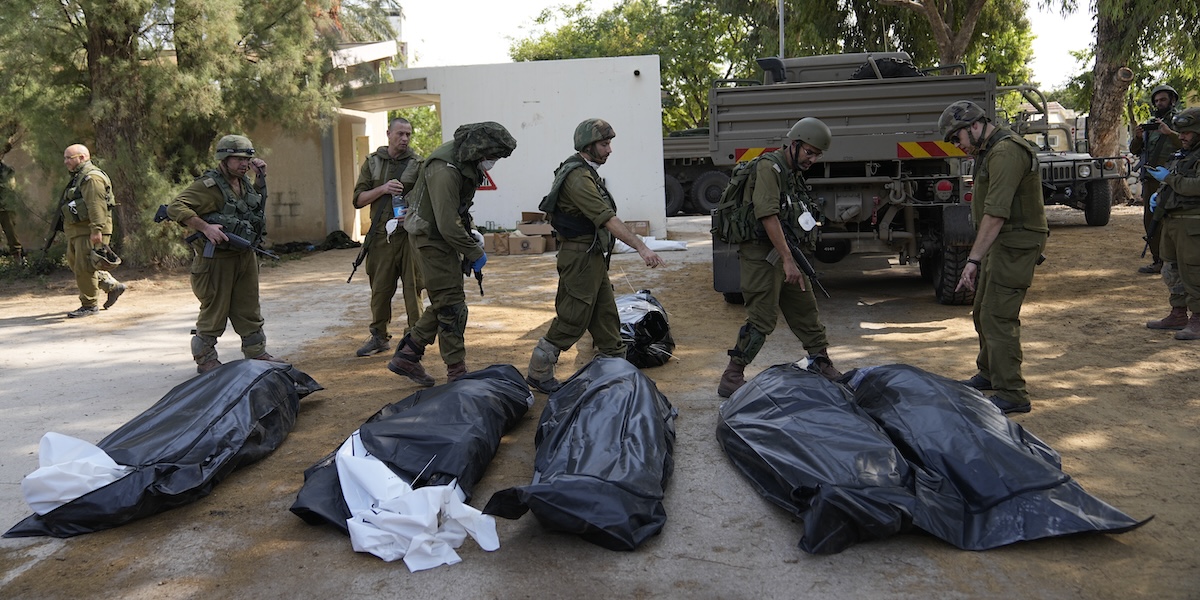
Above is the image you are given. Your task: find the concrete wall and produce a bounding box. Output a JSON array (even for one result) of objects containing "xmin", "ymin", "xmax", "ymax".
[{"xmin": 392, "ymin": 55, "xmax": 666, "ymax": 236}]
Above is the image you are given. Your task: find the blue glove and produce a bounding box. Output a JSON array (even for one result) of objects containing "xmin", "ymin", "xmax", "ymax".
[
  {"xmin": 472, "ymin": 253, "xmax": 487, "ymax": 272},
  {"xmin": 1147, "ymin": 166, "xmax": 1169, "ymax": 182},
  {"xmin": 1149, "ymin": 192, "xmax": 1158, "ymax": 211}
]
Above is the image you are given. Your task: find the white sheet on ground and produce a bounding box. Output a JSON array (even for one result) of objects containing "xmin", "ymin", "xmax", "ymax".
[
  {"xmin": 21, "ymin": 432, "xmax": 132, "ymax": 515},
  {"xmin": 335, "ymin": 430, "xmax": 499, "ymax": 571},
  {"xmin": 613, "ymin": 236, "xmax": 688, "ymax": 253}
]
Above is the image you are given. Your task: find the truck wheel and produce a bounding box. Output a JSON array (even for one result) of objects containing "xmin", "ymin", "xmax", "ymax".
[
  {"xmin": 933, "ymin": 246, "xmax": 975, "ymax": 305},
  {"xmin": 1084, "ymin": 180, "xmax": 1112, "ymax": 226},
  {"xmin": 849, "ymin": 57, "xmax": 924, "ymax": 80},
  {"xmin": 918, "ymin": 253, "xmax": 936, "ymax": 283},
  {"xmin": 665, "ymin": 174, "xmax": 686, "ymax": 216},
  {"xmin": 691, "ymin": 171, "xmax": 730, "ymax": 213}
]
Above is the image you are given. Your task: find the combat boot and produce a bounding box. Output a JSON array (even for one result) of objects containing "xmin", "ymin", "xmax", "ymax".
[
  {"xmin": 526, "ymin": 337, "xmax": 563, "ymax": 393},
  {"xmin": 808, "ymin": 350, "xmax": 843, "ymax": 382},
  {"xmin": 197, "ymin": 359, "xmax": 222, "ymax": 374},
  {"xmin": 103, "ymin": 283, "xmax": 126, "ymax": 309},
  {"xmin": 387, "ymin": 334, "xmax": 435, "ymax": 387},
  {"xmin": 67, "ymin": 305, "xmax": 99, "ymax": 318},
  {"xmin": 252, "ymin": 352, "xmax": 283, "ymax": 362},
  {"xmin": 1146, "ymin": 306, "xmax": 1188, "ymax": 330},
  {"xmin": 447, "ymin": 361, "xmax": 468, "ymax": 382},
  {"xmin": 356, "ymin": 329, "xmax": 391, "ymax": 357},
  {"xmin": 717, "ymin": 360, "xmax": 746, "ymax": 398},
  {"xmin": 1175, "ymin": 313, "xmax": 1200, "ymax": 341},
  {"xmin": 1138, "ymin": 259, "xmax": 1163, "ymax": 274}
]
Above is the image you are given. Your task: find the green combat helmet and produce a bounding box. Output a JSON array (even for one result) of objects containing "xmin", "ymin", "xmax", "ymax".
[
  {"xmin": 90, "ymin": 244, "xmax": 122, "ymax": 270},
  {"xmin": 453, "ymin": 122, "xmax": 518, "ymax": 164},
  {"xmin": 574, "ymin": 118, "xmax": 616, "ymax": 151},
  {"xmin": 1172, "ymin": 108, "xmax": 1200, "ymax": 134},
  {"xmin": 939, "ymin": 100, "xmax": 989, "ymax": 142},
  {"xmin": 1150, "ymin": 84, "xmax": 1179, "ymax": 104},
  {"xmin": 214, "ymin": 135, "xmax": 256, "ymax": 162},
  {"xmin": 786, "ymin": 117, "xmax": 832, "ymax": 151}
]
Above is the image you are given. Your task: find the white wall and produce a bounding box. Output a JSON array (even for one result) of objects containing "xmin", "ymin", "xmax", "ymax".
[{"xmin": 392, "ymin": 55, "xmax": 666, "ymax": 236}]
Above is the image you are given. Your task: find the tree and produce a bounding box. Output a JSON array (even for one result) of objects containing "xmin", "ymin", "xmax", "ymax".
[
  {"xmin": 389, "ymin": 106, "xmax": 442, "ymax": 157},
  {"xmin": 0, "ymin": 0, "xmax": 395, "ymax": 264}
]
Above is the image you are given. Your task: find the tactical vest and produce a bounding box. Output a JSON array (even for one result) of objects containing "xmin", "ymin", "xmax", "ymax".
[
  {"xmin": 1160, "ymin": 147, "xmax": 1200, "ymax": 213},
  {"xmin": 1143, "ymin": 108, "xmax": 1181, "ymax": 172},
  {"xmin": 712, "ymin": 151, "xmax": 812, "ymax": 246},
  {"xmin": 974, "ymin": 129, "xmax": 1046, "ymax": 233},
  {"xmin": 366, "ymin": 149, "xmax": 417, "ymax": 228},
  {"xmin": 538, "ymin": 155, "xmax": 617, "ymax": 248},
  {"xmin": 197, "ymin": 169, "xmax": 265, "ymax": 242},
  {"xmin": 60, "ymin": 162, "xmax": 115, "ymax": 224},
  {"xmin": 404, "ymin": 141, "xmax": 481, "ymax": 240}
]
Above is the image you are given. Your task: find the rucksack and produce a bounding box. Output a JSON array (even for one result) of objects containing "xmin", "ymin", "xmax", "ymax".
[{"xmin": 710, "ymin": 153, "xmax": 784, "ymax": 244}]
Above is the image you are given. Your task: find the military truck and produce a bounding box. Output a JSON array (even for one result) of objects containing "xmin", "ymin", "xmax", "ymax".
[{"xmin": 694, "ymin": 52, "xmax": 1126, "ymax": 305}]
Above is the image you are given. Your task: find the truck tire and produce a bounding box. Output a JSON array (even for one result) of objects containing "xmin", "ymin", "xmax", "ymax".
[
  {"xmin": 665, "ymin": 174, "xmax": 686, "ymax": 216},
  {"xmin": 1084, "ymin": 180, "xmax": 1112, "ymax": 226},
  {"xmin": 849, "ymin": 57, "xmax": 924, "ymax": 80},
  {"xmin": 934, "ymin": 246, "xmax": 975, "ymax": 305},
  {"xmin": 691, "ymin": 171, "xmax": 730, "ymax": 213}
]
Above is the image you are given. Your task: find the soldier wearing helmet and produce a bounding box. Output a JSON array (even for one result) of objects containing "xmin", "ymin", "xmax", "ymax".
[
  {"xmin": 350, "ymin": 117, "xmax": 426, "ymax": 358},
  {"xmin": 717, "ymin": 116, "xmax": 842, "ymax": 399},
  {"xmin": 386, "ymin": 122, "xmax": 517, "ymax": 387},
  {"xmin": 58, "ymin": 144, "xmax": 126, "ymax": 318},
  {"xmin": 1142, "ymin": 107, "xmax": 1200, "ymax": 340},
  {"xmin": 523, "ymin": 118, "xmax": 665, "ymax": 393},
  {"xmin": 1132, "ymin": 84, "xmax": 1183, "ymax": 274},
  {"xmin": 941, "ymin": 100, "xmax": 1049, "ymax": 415},
  {"xmin": 166, "ymin": 134, "xmax": 278, "ymax": 374}
]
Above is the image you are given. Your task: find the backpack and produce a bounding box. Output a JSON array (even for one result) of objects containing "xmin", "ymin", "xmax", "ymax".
[{"xmin": 710, "ymin": 153, "xmax": 784, "ymax": 244}]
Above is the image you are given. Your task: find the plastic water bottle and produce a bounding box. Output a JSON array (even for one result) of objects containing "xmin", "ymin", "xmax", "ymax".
[{"xmin": 392, "ymin": 194, "xmax": 406, "ymax": 219}]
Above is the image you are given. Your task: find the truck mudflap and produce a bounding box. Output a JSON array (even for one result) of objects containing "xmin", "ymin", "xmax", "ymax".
[{"xmin": 942, "ymin": 204, "xmax": 975, "ymax": 246}]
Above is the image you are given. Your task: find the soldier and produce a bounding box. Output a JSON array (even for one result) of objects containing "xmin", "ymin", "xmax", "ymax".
[
  {"xmin": 717, "ymin": 117, "xmax": 843, "ymax": 399},
  {"xmin": 167, "ymin": 135, "xmax": 278, "ymax": 374},
  {"xmin": 0, "ymin": 157, "xmax": 23, "ymax": 262},
  {"xmin": 1131, "ymin": 84, "xmax": 1182, "ymax": 274},
  {"xmin": 351, "ymin": 117, "xmax": 425, "ymax": 357},
  {"xmin": 59, "ymin": 144, "xmax": 126, "ymax": 318},
  {"xmin": 386, "ymin": 122, "xmax": 517, "ymax": 386},
  {"xmin": 941, "ymin": 100, "xmax": 1049, "ymax": 415},
  {"xmin": 524, "ymin": 118, "xmax": 666, "ymax": 393},
  {"xmin": 1143, "ymin": 107, "xmax": 1200, "ymax": 340}
]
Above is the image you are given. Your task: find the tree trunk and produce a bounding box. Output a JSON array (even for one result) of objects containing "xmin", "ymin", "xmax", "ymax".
[{"xmin": 1092, "ymin": 0, "xmax": 1138, "ymax": 205}]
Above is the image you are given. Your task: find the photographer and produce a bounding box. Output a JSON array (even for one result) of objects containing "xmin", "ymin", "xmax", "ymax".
[{"xmin": 1131, "ymin": 84, "xmax": 1182, "ymax": 274}]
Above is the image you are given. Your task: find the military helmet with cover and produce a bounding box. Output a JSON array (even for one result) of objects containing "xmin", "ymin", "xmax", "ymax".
[
  {"xmin": 573, "ymin": 118, "xmax": 616, "ymax": 151},
  {"xmin": 939, "ymin": 100, "xmax": 989, "ymax": 142},
  {"xmin": 453, "ymin": 122, "xmax": 518, "ymax": 164},
  {"xmin": 214, "ymin": 135, "xmax": 256, "ymax": 162},
  {"xmin": 786, "ymin": 117, "xmax": 832, "ymax": 151},
  {"xmin": 1172, "ymin": 107, "xmax": 1200, "ymax": 134},
  {"xmin": 1150, "ymin": 84, "xmax": 1179, "ymax": 104},
  {"xmin": 90, "ymin": 244, "xmax": 122, "ymax": 270}
]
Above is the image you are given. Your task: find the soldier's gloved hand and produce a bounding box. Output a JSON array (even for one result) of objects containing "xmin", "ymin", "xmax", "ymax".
[
  {"xmin": 1149, "ymin": 192, "xmax": 1158, "ymax": 211},
  {"xmin": 470, "ymin": 229, "xmax": 485, "ymax": 248},
  {"xmin": 1147, "ymin": 166, "xmax": 1169, "ymax": 182},
  {"xmin": 471, "ymin": 253, "xmax": 487, "ymax": 273}
]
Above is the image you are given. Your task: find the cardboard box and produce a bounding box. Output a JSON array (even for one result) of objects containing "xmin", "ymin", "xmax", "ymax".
[
  {"xmin": 517, "ymin": 222, "xmax": 554, "ymax": 237},
  {"xmin": 521, "ymin": 211, "xmax": 547, "ymax": 223},
  {"xmin": 508, "ymin": 234, "xmax": 546, "ymax": 255},
  {"xmin": 484, "ymin": 232, "xmax": 509, "ymax": 256},
  {"xmin": 627, "ymin": 220, "xmax": 651, "ymax": 236},
  {"xmin": 542, "ymin": 234, "xmax": 557, "ymax": 252}
]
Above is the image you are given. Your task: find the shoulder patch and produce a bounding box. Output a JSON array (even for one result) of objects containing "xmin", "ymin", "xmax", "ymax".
[
  {"xmin": 202, "ymin": 177, "xmax": 217, "ymax": 188},
  {"xmin": 771, "ymin": 163, "xmax": 782, "ymax": 173}
]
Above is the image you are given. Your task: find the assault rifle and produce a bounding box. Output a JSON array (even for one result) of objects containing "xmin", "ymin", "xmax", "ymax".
[
  {"xmin": 347, "ymin": 235, "xmax": 369, "ymax": 283},
  {"xmin": 186, "ymin": 231, "xmax": 280, "ymax": 260},
  {"xmin": 767, "ymin": 227, "xmax": 830, "ymax": 299},
  {"xmin": 41, "ymin": 212, "xmax": 64, "ymax": 255}
]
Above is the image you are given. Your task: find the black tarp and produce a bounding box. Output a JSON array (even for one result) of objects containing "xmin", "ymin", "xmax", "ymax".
[
  {"xmin": 6, "ymin": 360, "xmax": 321, "ymax": 538},
  {"xmin": 717, "ymin": 362, "xmax": 1149, "ymax": 554},
  {"xmin": 616, "ymin": 289, "xmax": 675, "ymax": 368},
  {"xmin": 483, "ymin": 357, "xmax": 677, "ymax": 551},
  {"xmin": 289, "ymin": 364, "xmax": 533, "ymax": 533}
]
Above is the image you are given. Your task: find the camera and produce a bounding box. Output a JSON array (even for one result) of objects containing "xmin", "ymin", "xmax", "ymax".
[{"xmin": 1142, "ymin": 117, "xmax": 1162, "ymax": 129}]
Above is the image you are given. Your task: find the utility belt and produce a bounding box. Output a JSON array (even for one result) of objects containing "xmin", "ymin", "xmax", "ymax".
[
  {"xmin": 1163, "ymin": 213, "xmax": 1200, "ymax": 220},
  {"xmin": 559, "ymin": 239, "xmax": 599, "ymax": 253}
]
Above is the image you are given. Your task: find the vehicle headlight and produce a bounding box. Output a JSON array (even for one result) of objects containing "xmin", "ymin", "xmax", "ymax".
[{"xmin": 1078, "ymin": 164, "xmax": 1092, "ymax": 178}]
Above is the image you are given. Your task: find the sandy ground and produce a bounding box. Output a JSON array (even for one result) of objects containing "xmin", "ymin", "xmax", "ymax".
[{"xmin": 0, "ymin": 208, "xmax": 1196, "ymax": 599}]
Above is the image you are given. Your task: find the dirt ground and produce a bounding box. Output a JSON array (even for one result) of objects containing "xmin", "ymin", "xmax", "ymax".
[{"xmin": 0, "ymin": 208, "xmax": 1196, "ymax": 599}]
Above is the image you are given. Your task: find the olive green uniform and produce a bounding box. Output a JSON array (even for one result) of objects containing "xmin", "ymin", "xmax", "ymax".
[
  {"xmin": 1155, "ymin": 145, "xmax": 1200, "ymax": 313},
  {"xmin": 541, "ymin": 154, "xmax": 624, "ymax": 357},
  {"xmin": 970, "ymin": 128, "xmax": 1049, "ymax": 406},
  {"xmin": 60, "ymin": 161, "xmax": 121, "ymax": 307},
  {"xmin": 353, "ymin": 147, "xmax": 424, "ymax": 338},
  {"xmin": 402, "ymin": 141, "xmax": 487, "ymax": 366},
  {"xmin": 1131, "ymin": 111, "xmax": 1182, "ymax": 262},
  {"xmin": 167, "ymin": 170, "xmax": 268, "ymax": 364},
  {"xmin": 730, "ymin": 149, "xmax": 829, "ymax": 365},
  {"xmin": 0, "ymin": 161, "xmax": 22, "ymax": 256}
]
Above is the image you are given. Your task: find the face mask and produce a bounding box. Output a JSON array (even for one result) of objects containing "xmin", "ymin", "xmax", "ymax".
[{"xmin": 479, "ymin": 159, "xmax": 497, "ymax": 171}]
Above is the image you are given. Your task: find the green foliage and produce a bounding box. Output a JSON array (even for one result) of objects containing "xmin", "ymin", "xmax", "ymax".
[
  {"xmin": 389, "ymin": 106, "xmax": 443, "ymax": 157},
  {"xmin": 0, "ymin": 249, "xmax": 63, "ymax": 281}
]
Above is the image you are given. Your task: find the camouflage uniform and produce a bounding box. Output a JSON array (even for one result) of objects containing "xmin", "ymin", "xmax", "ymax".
[
  {"xmin": 353, "ymin": 147, "xmax": 424, "ymax": 341},
  {"xmin": 730, "ymin": 149, "xmax": 830, "ymax": 365},
  {"xmin": 389, "ymin": 122, "xmax": 516, "ymax": 380},
  {"xmin": 60, "ymin": 160, "xmax": 121, "ymax": 309},
  {"xmin": 1130, "ymin": 106, "xmax": 1181, "ymax": 265},
  {"xmin": 0, "ymin": 161, "xmax": 22, "ymax": 257},
  {"xmin": 167, "ymin": 166, "xmax": 268, "ymax": 366},
  {"xmin": 969, "ymin": 127, "xmax": 1049, "ymax": 407},
  {"xmin": 1152, "ymin": 108, "xmax": 1200, "ymax": 339}
]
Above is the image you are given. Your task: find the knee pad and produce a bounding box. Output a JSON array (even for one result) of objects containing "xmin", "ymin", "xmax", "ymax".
[
  {"xmin": 191, "ymin": 334, "xmax": 218, "ymax": 362},
  {"xmin": 436, "ymin": 303, "xmax": 468, "ymax": 335},
  {"xmin": 728, "ymin": 324, "xmax": 766, "ymax": 365}
]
